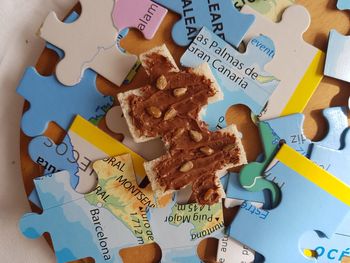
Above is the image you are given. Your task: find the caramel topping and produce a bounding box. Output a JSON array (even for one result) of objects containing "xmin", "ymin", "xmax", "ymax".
[{"xmin": 127, "ymin": 52, "xmax": 243, "ymax": 205}]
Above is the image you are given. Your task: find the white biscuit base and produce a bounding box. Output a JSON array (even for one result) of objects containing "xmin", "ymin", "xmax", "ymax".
[
  {"xmin": 144, "ymin": 125, "xmax": 247, "ymax": 199},
  {"xmin": 117, "ymin": 44, "xmax": 223, "ymax": 143}
]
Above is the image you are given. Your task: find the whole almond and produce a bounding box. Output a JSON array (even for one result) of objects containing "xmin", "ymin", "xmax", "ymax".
[
  {"xmin": 200, "ymin": 146, "xmax": 214, "ymax": 156},
  {"xmin": 156, "ymin": 75, "xmax": 167, "ymax": 90},
  {"xmin": 173, "ymin": 87, "xmax": 187, "ymax": 97},
  {"xmin": 189, "ymin": 130, "xmax": 203, "ymax": 142},
  {"xmin": 164, "ymin": 107, "xmax": 177, "ymax": 121},
  {"xmin": 146, "ymin": 106, "xmax": 162, "ymax": 118},
  {"xmin": 204, "ymin": 189, "xmax": 215, "ymax": 201},
  {"xmin": 180, "ymin": 161, "xmax": 194, "ymax": 172}
]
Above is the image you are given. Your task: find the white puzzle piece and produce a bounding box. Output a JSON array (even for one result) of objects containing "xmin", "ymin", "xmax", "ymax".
[
  {"xmin": 40, "ymin": 0, "xmax": 137, "ymax": 86},
  {"xmin": 105, "ymin": 106, "xmax": 165, "ymax": 161},
  {"xmin": 241, "ymin": 4, "xmax": 324, "ymax": 120}
]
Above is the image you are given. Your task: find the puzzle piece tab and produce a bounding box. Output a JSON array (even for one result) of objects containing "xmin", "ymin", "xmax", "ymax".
[
  {"xmin": 20, "ymin": 154, "xmax": 159, "ymax": 263},
  {"xmin": 239, "ymin": 107, "xmax": 348, "ymax": 207},
  {"xmin": 40, "ymin": 0, "xmax": 138, "ymax": 86},
  {"xmin": 148, "ymin": 199, "xmax": 224, "ymax": 262},
  {"xmin": 113, "ymin": 0, "xmax": 167, "ymax": 39},
  {"xmin": 230, "ymin": 144, "xmax": 350, "ymax": 263},
  {"xmin": 241, "ymin": 4, "xmax": 324, "ymax": 120},
  {"xmin": 324, "ymin": 30, "xmax": 350, "ymax": 83},
  {"xmin": 153, "ymin": 0, "xmax": 255, "ymax": 47},
  {"xmin": 28, "ymin": 115, "xmax": 151, "ymax": 207},
  {"xmin": 337, "ymin": 0, "xmax": 350, "ymax": 10},
  {"xmin": 105, "ymin": 106, "xmax": 165, "ymax": 160},
  {"xmin": 181, "ymin": 27, "xmax": 279, "ymax": 130},
  {"xmin": 17, "ymin": 67, "xmax": 113, "ymax": 137}
]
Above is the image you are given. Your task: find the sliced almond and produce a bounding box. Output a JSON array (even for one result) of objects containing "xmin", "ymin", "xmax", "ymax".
[
  {"xmin": 223, "ymin": 144, "xmax": 236, "ymax": 152},
  {"xmin": 180, "ymin": 161, "xmax": 194, "ymax": 172},
  {"xmin": 156, "ymin": 75, "xmax": 167, "ymax": 90},
  {"xmin": 173, "ymin": 87, "xmax": 187, "ymax": 97},
  {"xmin": 164, "ymin": 107, "xmax": 177, "ymax": 121},
  {"xmin": 146, "ymin": 106, "xmax": 162, "ymax": 118},
  {"xmin": 189, "ymin": 130, "xmax": 203, "ymax": 142},
  {"xmin": 174, "ymin": 128, "xmax": 185, "ymax": 139},
  {"xmin": 204, "ymin": 189, "xmax": 215, "ymax": 201},
  {"xmin": 200, "ymin": 146, "xmax": 214, "ymax": 156}
]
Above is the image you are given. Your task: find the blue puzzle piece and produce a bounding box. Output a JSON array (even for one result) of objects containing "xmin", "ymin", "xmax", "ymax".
[
  {"xmin": 17, "ymin": 67, "xmax": 113, "ymax": 137},
  {"xmin": 28, "ymin": 135, "xmax": 79, "ymax": 208},
  {"xmin": 298, "ymin": 130, "xmax": 350, "ymax": 263},
  {"xmin": 181, "ymin": 27, "xmax": 279, "ymax": 130},
  {"xmin": 230, "ymin": 144, "xmax": 350, "ymax": 263},
  {"xmin": 239, "ymin": 107, "xmax": 349, "ymax": 207},
  {"xmin": 337, "ymin": 0, "xmax": 350, "ymax": 10},
  {"xmin": 20, "ymin": 155, "xmax": 160, "ymax": 263},
  {"xmin": 153, "ymin": 0, "xmax": 255, "ymax": 47},
  {"xmin": 324, "ymin": 30, "xmax": 350, "ymax": 83},
  {"xmin": 148, "ymin": 198, "xmax": 225, "ymax": 262}
]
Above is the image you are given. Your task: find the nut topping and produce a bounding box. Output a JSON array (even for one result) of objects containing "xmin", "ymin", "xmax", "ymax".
[
  {"xmin": 173, "ymin": 87, "xmax": 187, "ymax": 97},
  {"xmin": 156, "ymin": 75, "xmax": 167, "ymax": 90},
  {"xmin": 189, "ymin": 130, "xmax": 203, "ymax": 142},
  {"xmin": 180, "ymin": 161, "xmax": 194, "ymax": 172},
  {"xmin": 164, "ymin": 107, "xmax": 177, "ymax": 121},
  {"xmin": 146, "ymin": 106, "xmax": 162, "ymax": 118},
  {"xmin": 203, "ymin": 189, "xmax": 215, "ymax": 201},
  {"xmin": 200, "ymin": 146, "xmax": 214, "ymax": 156},
  {"xmin": 223, "ymin": 144, "xmax": 236, "ymax": 152}
]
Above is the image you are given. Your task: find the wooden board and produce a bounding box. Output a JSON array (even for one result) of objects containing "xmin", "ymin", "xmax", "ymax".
[{"xmin": 19, "ymin": 0, "xmax": 350, "ymax": 262}]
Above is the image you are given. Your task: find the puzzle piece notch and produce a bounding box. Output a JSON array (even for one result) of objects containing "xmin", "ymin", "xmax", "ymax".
[
  {"xmin": 324, "ymin": 30, "xmax": 350, "ymax": 83},
  {"xmin": 17, "ymin": 67, "xmax": 113, "ymax": 137},
  {"xmin": 105, "ymin": 106, "xmax": 166, "ymax": 161},
  {"xmin": 337, "ymin": 0, "xmax": 350, "ymax": 10},
  {"xmin": 180, "ymin": 27, "xmax": 280, "ymax": 130},
  {"xmin": 241, "ymin": 4, "xmax": 324, "ymax": 119},
  {"xmin": 40, "ymin": 0, "xmax": 137, "ymax": 86},
  {"xmin": 113, "ymin": 0, "xmax": 167, "ymax": 39},
  {"xmin": 239, "ymin": 107, "xmax": 349, "ymax": 207},
  {"xmin": 231, "ymin": 144, "xmax": 350, "ymax": 263},
  {"xmin": 217, "ymin": 172, "xmax": 265, "ymax": 263},
  {"xmin": 154, "ymin": 0, "xmax": 255, "ymax": 47},
  {"xmin": 20, "ymin": 154, "xmax": 162, "ymax": 263}
]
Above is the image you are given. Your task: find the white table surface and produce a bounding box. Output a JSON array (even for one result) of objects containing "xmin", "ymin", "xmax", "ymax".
[{"xmin": 0, "ymin": 1, "xmax": 77, "ymax": 262}]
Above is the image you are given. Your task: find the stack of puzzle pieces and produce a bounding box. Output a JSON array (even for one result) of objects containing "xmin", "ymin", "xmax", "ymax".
[{"xmin": 16, "ymin": 0, "xmax": 350, "ymax": 262}]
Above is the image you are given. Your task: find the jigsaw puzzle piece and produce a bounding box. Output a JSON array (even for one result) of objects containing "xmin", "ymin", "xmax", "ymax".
[
  {"xmin": 217, "ymin": 172, "xmax": 265, "ymax": 263},
  {"xmin": 298, "ymin": 130, "xmax": 350, "ymax": 262},
  {"xmin": 40, "ymin": 0, "xmax": 137, "ymax": 86},
  {"xmin": 241, "ymin": 4, "xmax": 324, "ymax": 120},
  {"xmin": 324, "ymin": 30, "xmax": 350, "ymax": 83},
  {"xmin": 240, "ymin": 107, "xmax": 348, "ymax": 207},
  {"xmin": 20, "ymin": 154, "xmax": 163, "ymax": 263},
  {"xmin": 230, "ymin": 144, "xmax": 350, "ymax": 263},
  {"xmin": 17, "ymin": 67, "xmax": 113, "ymax": 137},
  {"xmin": 181, "ymin": 28, "xmax": 279, "ymax": 130},
  {"xmin": 27, "ymin": 115, "xmax": 152, "ymax": 208},
  {"xmin": 113, "ymin": 0, "xmax": 167, "ymax": 39},
  {"xmin": 105, "ymin": 106, "xmax": 165, "ymax": 160},
  {"xmin": 148, "ymin": 198, "xmax": 224, "ymax": 262},
  {"xmin": 337, "ymin": 0, "xmax": 350, "ymax": 10},
  {"xmin": 153, "ymin": 0, "xmax": 255, "ymax": 47}
]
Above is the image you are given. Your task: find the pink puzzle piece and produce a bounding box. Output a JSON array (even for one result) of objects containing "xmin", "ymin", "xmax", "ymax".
[{"xmin": 113, "ymin": 0, "xmax": 168, "ymax": 39}]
